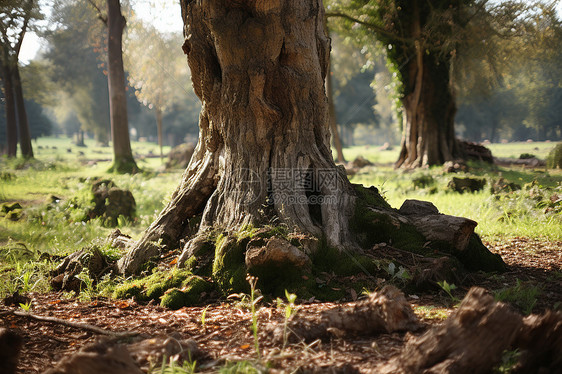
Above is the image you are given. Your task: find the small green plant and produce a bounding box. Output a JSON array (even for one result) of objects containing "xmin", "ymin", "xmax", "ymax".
[
  {"xmin": 219, "ymin": 361, "xmax": 261, "ymax": 374},
  {"xmin": 246, "ymin": 275, "xmax": 262, "ymax": 359},
  {"xmin": 76, "ymin": 269, "xmax": 95, "ymax": 302},
  {"xmin": 200, "ymin": 306, "xmax": 209, "ymax": 332},
  {"xmin": 437, "ymin": 280, "xmax": 459, "ymax": 303},
  {"xmin": 282, "ymin": 290, "xmax": 297, "ymax": 349},
  {"xmin": 149, "ymin": 355, "xmax": 196, "ymax": 374},
  {"xmin": 494, "ymin": 349, "xmax": 521, "ymax": 373},
  {"xmin": 17, "ymin": 268, "xmax": 37, "ymax": 293},
  {"xmin": 494, "ymin": 279, "xmax": 540, "ymax": 315},
  {"xmin": 19, "ymin": 301, "xmax": 32, "ymax": 312},
  {"xmin": 387, "ymin": 262, "xmax": 410, "ymax": 283}
]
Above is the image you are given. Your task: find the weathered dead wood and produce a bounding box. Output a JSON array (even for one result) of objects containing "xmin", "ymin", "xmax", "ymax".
[
  {"xmin": 0, "ymin": 309, "xmax": 139, "ymax": 338},
  {"xmin": 43, "ymin": 341, "xmax": 143, "ymax": 374},
  {"xmin": 127, "ymin": 333, "xmax": 201, "ymax": 372},
  {"xmin": 0, "ymin": 328, "xmax": 23, "ymax": 374},
  {"xmin": 267, "ymin": 285, "xmax": 420, "ymax": 343},
  {"xmin": 378, "ymin": 287, "xmax": 562, "ymax": 374},
  {"xmin": 369, "ymin": 244, "xmax": 462, "ymax": 289},
  {"xmin": 513, "ymin": 311, "xmax": 562, "ymax": 373},
  {"xmin": 43, "ymin": 334, "xmax": 203, "ymax": 374},
  {"xmin": 383, "ymin": 200, "xmax": 478, "ymax": 253}
]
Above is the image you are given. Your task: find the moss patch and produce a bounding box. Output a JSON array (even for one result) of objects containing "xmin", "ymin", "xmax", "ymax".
[
  {"xmin": 212, "ymin": 235, "xmax": 250, "ymax": 295},
  {"xmin": 351, "ymin": 199, "xmax": 427, "ymax": 254},
  {"xmin": 112, "ymin": 267, "xmax": 193, "ymax": 302},
  {"xmin": 160, "ymin": 276, "xmax": 214, "ymax": 309},
  {"xmin": 353, "ymin": 184, "xmax": 391, "ymax": 209}
]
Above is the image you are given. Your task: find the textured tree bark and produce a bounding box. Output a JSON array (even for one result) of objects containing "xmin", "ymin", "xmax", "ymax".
[
  {"xmin": 106, "ymin": 0, "xmax": 138, "ymax": 173},
  {"xmin": 395, "ymin": 50, "xmax": 461, "ymax": 168},
  {"xmin": 12, "ymin": 64, "xmax": 33, "ymax": 158},
  {"xmin": 117, "ymin": 0, "xmax": 356, "ymax": 275},
  {"xmin": 1, "ymin": 63, "xmax": 18, "ymax": 157},
  {"xmin": 395, "ymin": 3, "xmax": 462, "ymax": 168}
]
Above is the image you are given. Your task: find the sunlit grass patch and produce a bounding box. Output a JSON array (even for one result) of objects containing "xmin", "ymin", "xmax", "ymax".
[{"xmin": 413, "ymin": 305, "xmax": 451, "ymax": 321}]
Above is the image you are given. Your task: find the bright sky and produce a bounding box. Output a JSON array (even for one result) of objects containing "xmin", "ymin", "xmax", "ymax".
[
  {"xmin": 18, "ymin": 0, "xmax": 562, "ymax": 63},
  {"xmin": 19, "ymin": 0, "xmax": 184, "ymax": 63}
]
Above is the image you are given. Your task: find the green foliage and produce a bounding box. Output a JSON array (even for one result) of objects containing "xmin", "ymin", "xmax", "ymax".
[
  {"xmin": 19, "ymin": 301, "xmax": 32, "ymax": 312},
  {"xmin": 149, "ymin": 356, "xmax": 197, "ymax": 374},
  {"xmin": 494, "ymin": 279, "xmax": 541, "ymax": 315},
  {"xmin": 494, "ymin": 349, "xmax": 521, "ymax": 373},
  {"xmin": 437, "ymin": 280, "xmax": 459, "ymax": 303},
  {"xmin": 219, "ymin": 361, "xmax": 262, "ymax": 374},
  {"xmin": 546, "ymin": 143, "xmax": 562, "ymax": 169}
]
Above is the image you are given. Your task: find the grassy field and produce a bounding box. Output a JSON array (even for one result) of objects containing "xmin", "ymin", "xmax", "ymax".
[{"xmin": 0, "ymin": 138, "xmax": 561, "ymax": 299}]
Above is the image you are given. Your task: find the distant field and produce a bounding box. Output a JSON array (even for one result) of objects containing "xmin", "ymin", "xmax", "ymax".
[
  {"xmin": 336, "ymin": 141, "xmax": 559, "ymax": 164},
  {"xmin": 32, "ymin": 136, "xmax": 172, "ymax": 170}
]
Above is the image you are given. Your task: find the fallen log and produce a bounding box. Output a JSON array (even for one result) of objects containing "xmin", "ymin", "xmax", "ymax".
[{"xmin": 267, "ymin": 285, "xmax": 421, "ymax": 343}]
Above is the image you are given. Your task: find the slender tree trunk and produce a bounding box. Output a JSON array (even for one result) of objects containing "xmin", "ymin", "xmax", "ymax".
[
  {"xmin": 155, "ymin": 106, "xmax": 163, "ymax": 162},
  {"xmin": 395, "ymin": 8, "xmax": 461, "ymax": 168},
  {"xmin": 324, "ymin": 17, "xmax": 345, "ymax": 163},
  {"xmin": 12, "ymin": 64, "xmax": 33, "ymax": 158},
  {"xmin": 106, "ymin": 0, "xmax": 137, "ymax": 173},
  {"xmin": 118, "ymin": 0, "xmax": 356, "ymax": 275},
  {"xmin": 327, "ymin": 60, "xmax": 346, "ymax": 163},
  {"xmin": 1, "ymin": 63, "xmax": 17, "ymax": 157}
]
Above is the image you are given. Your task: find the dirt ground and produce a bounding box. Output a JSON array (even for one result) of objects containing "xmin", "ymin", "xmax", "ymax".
[{"xmin": 2, "ymin": 237, "xmax": 561, "ymax": 373}]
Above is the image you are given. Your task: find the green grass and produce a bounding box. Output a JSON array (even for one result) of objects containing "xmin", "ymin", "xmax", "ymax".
[{"xmin": 486, "ymin": 141, "xmax": 557, "ymax": 160}]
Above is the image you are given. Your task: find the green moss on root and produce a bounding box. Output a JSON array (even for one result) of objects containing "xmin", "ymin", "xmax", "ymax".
[
  {"xmin": 212, "ymin": 235, "xmax": 250, "ymax": 295},
  {"xmin": 160, "ymin": 276, "xmax": 214, "ymax": 309},
  {"xmin": 112, "ymin": 267, "xmax": 193, "ymax": 302},
  {"xmin": 353, "ymin": 184, "xmax": 391, "ymax": 209},
  {"xmin": 351, "ymin": 198, "xmax": 427, "ymax": 253}
]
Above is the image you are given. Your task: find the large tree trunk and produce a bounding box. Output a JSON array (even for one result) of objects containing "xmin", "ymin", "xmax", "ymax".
[
  {"xmin": 117, "ymin": 0, "xmax": 356, "ymax": 275},
  {"xmin": 106, "ymin": 0, "xmax": 138, "ymax": 173},
  {"xmin": 12, "ymin": 64, "xmax": 33, "ymax": 158},
  {"xmin": 1, "ymin": 63, "xmax": 18, "ymax": 157}
]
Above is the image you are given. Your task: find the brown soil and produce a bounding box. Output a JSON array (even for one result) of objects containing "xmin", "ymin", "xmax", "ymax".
[{"xmin": 2, "ymin": 237, "xmax": 560, "ymax": 373}]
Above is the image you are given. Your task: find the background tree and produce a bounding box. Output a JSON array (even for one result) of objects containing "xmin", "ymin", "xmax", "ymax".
[
  {"xmin": 455, "ymin": 2, "xmax": 562, "ymax": 142},
  {"xmin": 124, "ymin": 21, "xmax": 195, "ymax": 160},
  {"xmin": 0, "ymin": 0, "xmax": 39, "ymax": 158},
  {"xmin": 88, "ymin": 0, "xmax": 138, "ymax": 173},
  {"xmin": 43, "ymin": 0, "xmax": 111, "ymax": 145},
  {"xmin": 326, "ymin": 0, "xmax": 548, "ymax": 167}
]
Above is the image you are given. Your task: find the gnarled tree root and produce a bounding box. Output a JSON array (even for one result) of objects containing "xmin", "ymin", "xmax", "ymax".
[{"xmin": 378, "ymin": 287, "xmax": 562, "ymax": 374}]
